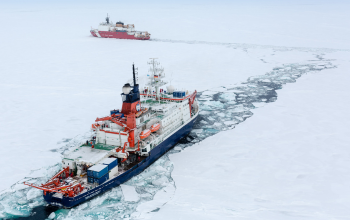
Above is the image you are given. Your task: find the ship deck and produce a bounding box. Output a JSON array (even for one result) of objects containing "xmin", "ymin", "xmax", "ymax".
[
  {"xmin": 82, "ymin": 143, "xmax": 116, "ymax": 151},
  {"xmin": 64, "ymin": 145, "xmax": 110, "ymax": 164},
  {"xmin": 55, "ymin": 154, "xmax": 148, "ymax": 198}
]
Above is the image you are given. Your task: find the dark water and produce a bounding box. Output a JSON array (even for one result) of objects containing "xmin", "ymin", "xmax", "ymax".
[
  {"xmin": 10, "ymin": 206, "xmax": 58, "ymax": 220},
  {"xmin": 172, "ymin": 61, "xmax": 335, "ymax": 149}
]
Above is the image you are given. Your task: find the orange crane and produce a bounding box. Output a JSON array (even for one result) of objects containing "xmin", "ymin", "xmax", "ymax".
[
  {"xmin": 23, "ymin": 167, "xmax": 84, "ymax": 197},
  {"xmin": 188, "ymin": 90, "xmax": 197, "ymax": 117}
]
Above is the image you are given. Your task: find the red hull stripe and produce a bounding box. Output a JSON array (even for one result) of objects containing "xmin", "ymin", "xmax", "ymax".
[
  {"xmin": 100, "ymin": 130, "xmax": 127, "ymax": 136},
  {"xmin": 90, "ymin": 31, "xmax": 98, "ymax": 37},
  {"xmin": 90, "ymin": 31, "xmax": 150, "ymax": 40}
]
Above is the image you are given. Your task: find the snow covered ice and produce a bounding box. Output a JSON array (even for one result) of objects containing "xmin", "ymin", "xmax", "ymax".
[
  {"xmin": 148, "ymin": 55, "xmax": 350, "ymax": 220},
  {"xmin": 1, "ymin": 0, "xmax": 350, "ymax": 219}
]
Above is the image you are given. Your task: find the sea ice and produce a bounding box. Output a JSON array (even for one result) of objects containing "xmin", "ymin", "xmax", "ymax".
[
  {"xmin": 204, "ymin": 101, "xmax": 225, "ymax": 108},
  {"xmin": 223, "ymin": 121, "xmax": 237, "ymax": 125},
  {"xmin": 48, "ymin": 212, "xmax": 56, "ymax": 219},
  {"xmin": 151, "ymin": 176, "xmax": 169, "ymax": 187},
  {"xmin": 252, "ymin": 102, "xmax": 267, "ymax": 108},
  {"xmin": 120, "ymin": 185, "xmax": 139, "ymax": 202},
  {"xmin": 26, "ymin": 189, "xmax": 41, "ymax": 201},
  {"xmin": 201, "ymin": 91, "xmax": 217, "ymax": 96},
  {"xmin": 0, "ymin": 2, "xmax": 343, "ymax": 219}
]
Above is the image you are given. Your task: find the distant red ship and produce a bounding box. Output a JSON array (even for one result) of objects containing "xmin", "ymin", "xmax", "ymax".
[{"xmin": 90, "ymin": 14, "xmax": 150, "ymax": 40}]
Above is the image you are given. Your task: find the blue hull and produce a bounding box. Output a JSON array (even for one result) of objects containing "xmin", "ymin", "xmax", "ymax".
[{"xmin": 44, "ymin": 114, "xmax": 198, "ymax": 208}]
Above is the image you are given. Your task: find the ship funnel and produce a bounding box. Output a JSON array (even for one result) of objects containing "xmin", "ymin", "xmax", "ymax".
[{"xmin": 122, "ymin": 83, "xmax": 131, "ymax": 94}]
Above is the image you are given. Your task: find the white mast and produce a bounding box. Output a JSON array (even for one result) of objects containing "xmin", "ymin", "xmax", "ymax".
[{"xmin": 147, "ymin": 58, "xmax": 166, "ymax": 99}]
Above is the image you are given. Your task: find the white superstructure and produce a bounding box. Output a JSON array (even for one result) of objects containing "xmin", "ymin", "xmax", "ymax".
[{"xmin": 62, "ymin": 59, "xmax": 198, "ymax": 179}]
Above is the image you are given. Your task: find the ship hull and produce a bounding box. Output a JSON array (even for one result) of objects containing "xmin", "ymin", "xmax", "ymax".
[
  {"xmin": 44, "ymin": 113, "xmax": 198, "ymax": 208},
  {"xmin": 90, "ymin": 30, "xmax": 150, "ymax": 40}
]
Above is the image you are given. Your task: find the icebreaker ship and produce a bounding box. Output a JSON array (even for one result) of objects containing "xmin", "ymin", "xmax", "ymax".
[
  {"xmin": 24, "ymin": 59, "xmax": 199, "ymax": 208},
  {"xmin": 90, "ymin": 14, "xmax": 151, "ymax": 40}
]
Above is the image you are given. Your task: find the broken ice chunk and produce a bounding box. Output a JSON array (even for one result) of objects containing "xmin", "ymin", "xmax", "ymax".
[
  {"xmin": 235, "ymin": 116, "xmax": 243, "ymax": 121},
  {"xmin": 224, "ymin": 121, "xmax": 237, "ymax": 126},
  {"xmin": 199, "ymin": 111, "xmax": 210, "ymax": 115},
  {"xmin": 192, "ymin": 129, "xmax": 203, "ymax": 134},
  {"xmin": 280, "ymin": 76, "xmax": 290, "ymax": 80},
  {"xmin": 48, "ymin": 212, "xmax": 56, "ymax": 219},
  {"xmin": 204, "ymin": 101, "xmax": 225, "ymax": 108},
  {"xmin": 210, "ymin": 86, "xmax": 227, "ymax": 92},
  {"xmin": 231, "ymin": 104, "xmax": 248, "ymax": 112},
  {"xmin": 152, "ymin": 176, "xmax": 169, "ymax": 186},
  {"xmin": 26, "ymin": 188, "xmax": 42, "ymax": 201},
  {"xmin": 216, "ymin": 112, "xmax": 225, "ymax": 117},
  {"xmin": 120, "ymin": 185, "xmax": 139, "ymax": 202},
  {"xmin": 260, "ymin": 79, "xmax": 271, "ymax": 83},
  {"xmin": 201, "ymin": 91, "xmax": 218, "ymax": 96},
  {"xmin": 220, "ymin": 92, "xmax": 236, "ymax": 101},
  {"xmin": 252, "ymin": 102, "xmax": 266, "ymax": 108}
]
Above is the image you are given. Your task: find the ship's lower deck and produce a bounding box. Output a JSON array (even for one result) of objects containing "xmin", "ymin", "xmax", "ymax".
[
  {"xmin": 90, "ymin": 30, "xmax": 150, "ymax": 40},
  {"xmin": 44, "ymin": 112, "xmax": 198, "ymax": 208},
  {"xmin": 52, "ymin": 155, "xmax": 148, "ymax": 200}
]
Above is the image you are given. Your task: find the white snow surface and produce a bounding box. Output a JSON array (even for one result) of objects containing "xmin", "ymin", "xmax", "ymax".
[
  {"xmin": 145, "ymin": 57, "xmax": 350, "ymax": 220},
  {"xmin": 0, "ymin": 0, "xmax": 350, "ymax": 219}
]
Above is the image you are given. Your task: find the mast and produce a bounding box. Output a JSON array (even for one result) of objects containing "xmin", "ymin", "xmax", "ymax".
[
  {"xmin": 133, "ymin": 64, "xmax": 136, "ymax": 87},
  {"xmin": 147, "ymin": 58, "xmax": 166, "ymax": 99},
  {"xmin": 106, "ymin": 13, "xmax": 110, "ymax": 24}
]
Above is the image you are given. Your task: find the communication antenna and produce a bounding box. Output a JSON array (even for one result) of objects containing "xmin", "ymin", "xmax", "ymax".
[
  {"xmin": 169, "ymin": 72, "xmax": 173, "ymax": 85},
  {"xmin": 148, "ymin": 58, "xmax": 158, "ymax": 77}
]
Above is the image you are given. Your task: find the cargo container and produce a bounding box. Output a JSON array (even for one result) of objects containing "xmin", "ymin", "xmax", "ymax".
[
  {"xmin": 93, "ymin": 173, "xmax": 109, "ymax": 185},
  {"xmin": 87, "ymin": 169, "xmax": 93, "ymax": 177},
  {"xmin": 109, "ymin": 165, "xmax": 118, "ymax": 178},
  {"xmin": 177, "ymin": 91, "xmax": 185, "ymax": 98},
  {"xmin": 100, "ymin": 158, "xmax": 118, "ymax": 171},
  {"xmin": 87, "ymin": 176, "xmax": 94, "ymax": 184},
  {"xmin": 87, "ymin": 164, "xmax": 108, "ymax": 178},
  {"xmin": 110, "ymin": 109, "xmax": 119, "ymax": 115}
]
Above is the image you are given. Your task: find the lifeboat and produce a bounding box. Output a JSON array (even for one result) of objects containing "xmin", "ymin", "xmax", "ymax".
[
  {"xmin": 91, "ymin": 123, "xmax": 100, "ymax": 131},
  {"xmin": 135, "ymin": 108, "xmax": 149, "ymax": 118},
  {"xmin": 140, "ymin": 129, "xmax": 151, "ymax": 139},
  {"xmin": 150, "ymin": 123, "xmax": 160, "ymax": 132}
]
